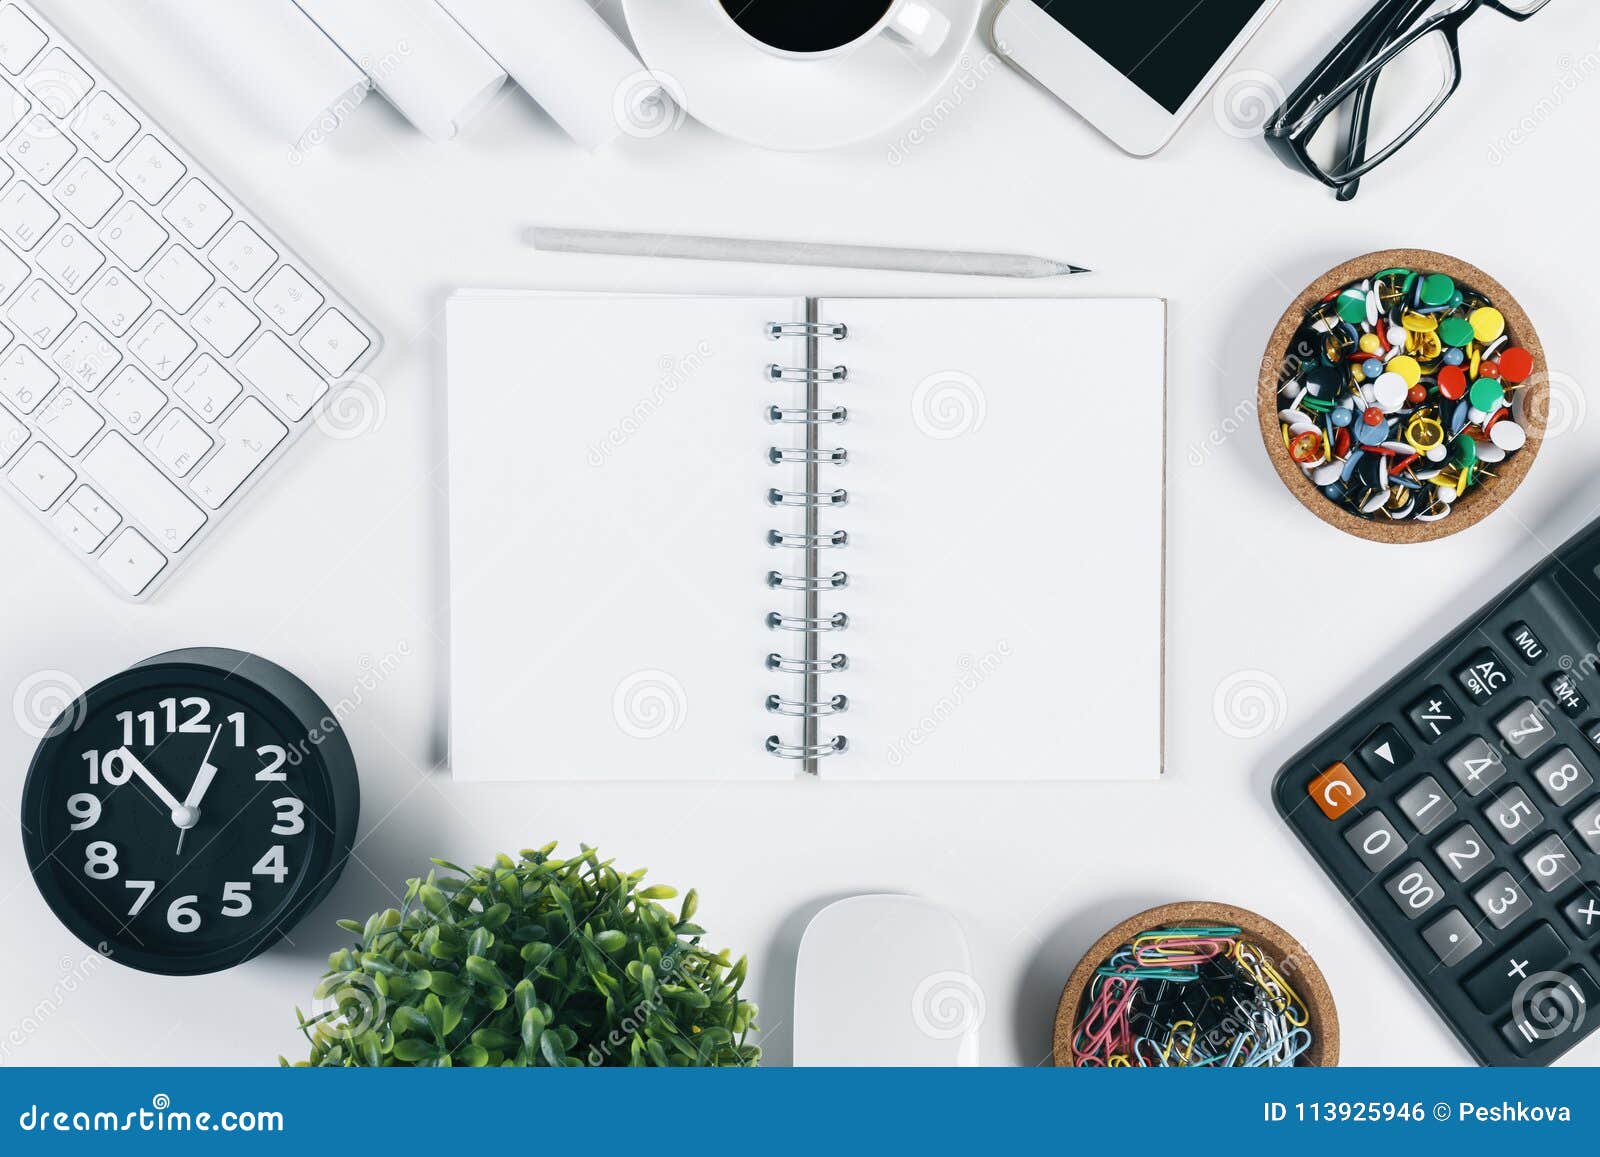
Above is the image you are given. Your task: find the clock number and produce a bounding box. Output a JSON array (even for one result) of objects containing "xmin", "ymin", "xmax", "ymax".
[
  {"xmin": 221, "ymin": 882, "xmax": 252, "ymax": 917},
  {"xmin": 227, "ymin": 711, "xmax": 246, "ymax": 747},
  {"xmin": 115, "ymin": 710, "xmax": 156, "ymax": 748},
  {"xmin": 253, "ymin": 844, "xmax": 288, "ymax": 884},
  {"xmin": 65, "ymin": 792, "xmax": 101, "ymax": 831},
  {"xmin": 255, "ymin": 745, "xmax": 288, "ymax": 782},
  {"xmin": 124, "ymin": 880, "xmax": 155, "ymax": 916},
  {"xmin": 83, "ymin": 749, "xmax": 133, "ymax": 786},
  {"xmin": 271, "ymin": 797, "xmax": 305, "ymax": 835},
  {"xmin": 166, "ymin": 895, "xmax": 201, "ymax": 933},
  {"xmin": 158, "ymin": 696, "xmax": 211, "ymax": 734},
  {"xmin": 83, "ymin": 841, "xmax": 119, "ymax": 880}
]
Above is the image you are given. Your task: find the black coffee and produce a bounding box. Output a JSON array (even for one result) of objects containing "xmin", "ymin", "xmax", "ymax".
[{"xmin": 720, "ymin": 0, "xmax": 893, "ymax": 53}]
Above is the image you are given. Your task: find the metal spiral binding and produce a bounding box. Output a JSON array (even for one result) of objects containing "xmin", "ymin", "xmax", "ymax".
[{"xmin": 765, "ymin": 307, "xmax": 849, "ymax": 768}]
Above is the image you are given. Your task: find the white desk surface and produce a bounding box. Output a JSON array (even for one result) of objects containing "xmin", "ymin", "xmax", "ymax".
[{"xmin": 5, "ymin": 0, "xmax": 1600, "ymax": 1067}]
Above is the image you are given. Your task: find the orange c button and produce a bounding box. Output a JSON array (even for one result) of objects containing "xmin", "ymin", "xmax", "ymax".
[{"xmin": 1308, "ymin": 762, "xmax": 1365, "ymax": 820}]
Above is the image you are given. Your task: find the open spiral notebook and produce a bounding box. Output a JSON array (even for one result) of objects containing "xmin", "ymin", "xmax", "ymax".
[{"xmin": 446, "ymin": 292, "xmax": 1165, "ymax": 780}]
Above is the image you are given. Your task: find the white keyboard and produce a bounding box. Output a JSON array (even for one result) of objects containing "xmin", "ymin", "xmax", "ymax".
[{"xmin": 0, "ymin": 0, "xmax": 381, "ymax": 600}]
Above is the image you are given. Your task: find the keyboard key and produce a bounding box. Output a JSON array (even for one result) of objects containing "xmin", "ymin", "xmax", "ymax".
[
  {"xmin": 300, "ymin": 307, "xmax": 369, "ymax": 376},
  {"xmin": 1456, "ymin": 647, "xmax": 1511, "ymax": 704},
  {"xmin": 171, "ymin": 353, "xmax": 239, "ymax": 421},
  {"xmin": 97, "ymin": 526, "xmax": 163, "ymax": 595},
  {"xmin": 0, "ymin": 236, "xmax": 30, "ymax": 301},
  {"xmin": 82, "ymin": 430, "xmax": 204, "ymax": 549},
  {"xmin": 1385, "ymin": 862, "xmax": 1444, "ymax": 920},
  {"xmin": 0, "ymin": 179, "xmax": 57, "ymax": 249},
  {"xmin": 25, "ymin": 47, "xmax": 93, "ymax": 117},
  {"xmin": 98, "ymin": 365, "xmax": 162, "ymax": 433},
  {"xmin": 145, "ymin": 245, "xmax": 213, "ymax": 313},
  {"xmin": 70, "ymin": 90, "xmax": 138, "ymax": 161},
  {"xmin": 1344, "ymin": 811, "xmax": 1404, "ymax": 872},
  {"xmin": 0, "ymin": 400, "xmax": 24, "ymax": 463},
  {"xmin": 35, "ymin": 223, "xmax": 103, "ymax": 294},
  {"xmin": 1423, "ymin": 909, "xmax": 1484, "ymax": 967},
  {"xmin": 99, "ymin": 201, "xmax": 166, "ymax": 269},
  {"xmin": 1446, "ymin": 735, "xmax": 1506, "ymax": 796},
  {"xmin": 1562, "ymin": 885, "xmax": 1600, "ymax": 940},
  {"xmin": 0, "ymin": 74, "xmax": 23, "ymax": 137},
  {"xmin": 256, "ymin": 265, "xmax": 322, "ymax": 334},
  {"xmin": 1484, "ymin": 785, "xmax": 1543, "ymax": 847},
  {"xmin": 210, "ymin": 222, "xmax": 276, "ymax": 290},
  {"xmin": 7, "ymin": 439, "xmax": 70, "ymax": 507},
  {"xmin": 239, "ymin": 332, "xmax": 325, "ymax": 421},
  {"xmin": 116, "ymin": 134, "xmax": 184, "ymax": 204},
  {"xmin": 1435, "ymin": 823, "xmax": 1494, "ymax": 883},
  {"xmin": 82, "ymin": 267, "xmax": 149, "ymax": 336},
  {"xmin": 128, "ymin": 310, "xmax": 195, "ymax": 379},
  {"xmin": 162, "ymin": 178, "xmax": 230, "ymax": 248},
  {"xmin": 144, "ymin": 406, "xmax": 210, "ymax": 476},
  {"xmin": 1531, "ymin": 747, "xmax": 1593, "ymax": 808},
  {"xmin": 54, "ymin": 318, "xmax": 123, "ymax": 393},
  {"xmin": 1398, "ymin": 775, "xmax": 1457, "ymax": 835},
  {"xmin": 0, "ymin": 341, "xmax": 54, "ymax": 411},
  {"xmin": 8, "ymin": 113, "xmax": 74, "ymax": 184},
  {"xmin": 0, "ymin": 7, "xmax": 46, "ymax": 75},
  {"xmin": 1547, "ymin": 672, "xmax": 1588, "ymax": 717},
  {"xmin": 1521, "ymin": 833, "xmax": 1579, "ymax": 892},
  {"xmin": 1502, "ymin": 968, "xmax": 1597, "ymax": 1056},
  {"xmin": 8, "ymin": 276, "xmax": 70, "ymax": 345},
  {"xmin": 191, "ymin": 287, "xmax": 256, "ymax": 356},
  {"xmin": 1464, "ymin": 923, "xmax": 1568, "ymax": 1012},
  {"xmin": 1496, "ymin": 698, "xmax": 1556, "ymax": 759},
  {"xmin": 190, "ymin": 396, "xmax": 286, "ymax": 510},
  {"xmin": 1357, "ymin": 724, "xmax": 1411, "ymax": 778},
  {"xmin": 34, "ymin": 384, "xmax": 100, "ymax": 454},
  {"xmin": 55, "ymin": 156, "xmax": 119, "ymax": 227},
  {"xmin": 1572, "ymin": 799, "xmax": 1600, "ymax": 854},
  {"xmin": 51, "ymin": 483, "xmax": 117, "ymax": 551},
  {"xmin": 1473, "ymin": 870, "xmax": 1534, "ymax": 930},
  {"xmin": 1406, "ymin": 687, "xmax": 1461, "ymax": 743}
]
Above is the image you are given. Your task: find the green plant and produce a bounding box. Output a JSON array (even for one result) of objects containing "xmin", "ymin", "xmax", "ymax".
[{"xmin": 288, "ymin": 844, "xmax": 759, "ymax": 1067}]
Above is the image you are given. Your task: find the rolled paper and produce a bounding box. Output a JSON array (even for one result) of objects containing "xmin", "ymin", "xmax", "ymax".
[
  {"xmin": 437, "ymin": 0, "xmax": 672, "ymax": 150},
  {"xmin": 293, "ymin": 0, "xmax": 506, "ymax": 141}
]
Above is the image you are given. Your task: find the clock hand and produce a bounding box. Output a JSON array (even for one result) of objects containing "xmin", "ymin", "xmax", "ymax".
[
  {"xmin": 113, "ymin": 747, "xmax": 188, "ymax": 820},
  {"xmin": 182, "ymin": 726, "xmax": 224, "ymax": 810}
]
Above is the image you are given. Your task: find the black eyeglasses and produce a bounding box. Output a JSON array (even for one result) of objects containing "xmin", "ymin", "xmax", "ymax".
[{"xmin": 1265, "ymin": 0, "xmax": 1552, "ymax": 200}]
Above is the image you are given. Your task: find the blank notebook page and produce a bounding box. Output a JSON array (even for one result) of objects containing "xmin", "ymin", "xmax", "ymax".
[{"xmin": 817, "ymin": 297, "xmax": 1165, "ymax": 780}]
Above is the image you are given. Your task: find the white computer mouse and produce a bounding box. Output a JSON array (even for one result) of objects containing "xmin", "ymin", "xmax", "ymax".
[{"xmin": 793, "ymin": 894, "xmax": 982, "ymax": 1066}]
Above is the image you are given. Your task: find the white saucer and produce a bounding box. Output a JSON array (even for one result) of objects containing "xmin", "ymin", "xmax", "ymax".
[{"xmin": 622, "ymin": 0, "xmax": 983, "ymax": 152}]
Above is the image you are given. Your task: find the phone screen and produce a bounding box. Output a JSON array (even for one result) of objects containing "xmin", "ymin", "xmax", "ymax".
[{"xmin": 1031, "ymin": 0, "xmax": 1270, "ymax": 114}]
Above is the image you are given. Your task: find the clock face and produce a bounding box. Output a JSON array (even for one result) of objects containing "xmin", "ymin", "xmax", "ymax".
[{"xmin": 21, "ymin": 656, "xmax": 354, "ymax": 975}]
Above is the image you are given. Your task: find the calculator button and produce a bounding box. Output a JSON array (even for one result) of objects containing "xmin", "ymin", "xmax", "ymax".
[
  {"xmin": 1385, "ymin": 862, "xmax": 1445, "ymax": 921},
  {"xmin": 1344, "ymin": 812, "xmax": 1405, "ymax": 872},
  {"xmin": 1584, "ymin": 720, "xmax": 1600, "ymax": 753},
  {"xmin": 1434, "ymin": 823, "xmax": 1494, "ymax": 883},
  {"xmin": 1406, "ymin": 688, "xmax": 1462, "ymax": 743},
  {"xmin": 1307, "ymin": 762, "xmax": 1365, "ymax": 820},
  {"xmin": 1445, "ymin": 736, "xmax": 1506, "ymax": 797},
  {"xmin": 1473, "ymin": 871, "xmax": 1535, "ymax": 930},
  {"xmin": 1547, "ymin": 672, "xmax": 1588, "ymax": 717},
  {"xmin": 1505, "ymin": 621, "xmax": 1547, "ymax": 665},
  {"xmin": 1521, "ymin": 834, "xmax": 1580, "ymax": 892},
  {"xmin": 1484, "ymin": 786, "xmax": 1544, "ymax": 846},
  {"xmin": 1562, "ymin": 885, "xmax": 1600, "ymax": 940},
  {"xmin": 1464, "ymin": 923, "xmax": 1569, "ymax": 1012},
  {"xmin": 1357, "ymin": 724, "xmax": 1412, "ymax": 779},
  {"xmin": 1571, "ymin": 799, "xmax": 1600, "ymax": 853},
  {"xmin": 1456, "ymin": 648, "xmax": 1512, "ymax": 704},
  {"xmin": 1530, "ymin": 747, "xmax": 1594, "ymax": 808},
  {"xmin": 1500, "ymin": 968, "xmax": 1597, "ymax": 1056},
  {"xmin": 1495, "ymin": 699, "xmax": 1555, "ymax": 759},
  {"xmin": 1398, "ymin": 775, "xmax": 1457, "ymax": 835},
  {"xmin": 1422, "ymin": 909, "xmax": 1484, "ymax": 967}
]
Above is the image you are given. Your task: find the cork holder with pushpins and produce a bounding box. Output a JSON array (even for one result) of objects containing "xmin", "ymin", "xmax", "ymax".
[{"xmin": 1258, "ymin": 250, "xmax": 1548, "ymax": 544}]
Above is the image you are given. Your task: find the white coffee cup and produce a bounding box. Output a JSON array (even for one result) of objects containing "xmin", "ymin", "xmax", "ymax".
[{"xmin": 717, "ymin": 0, "xmax": 952, "ymax": 61}]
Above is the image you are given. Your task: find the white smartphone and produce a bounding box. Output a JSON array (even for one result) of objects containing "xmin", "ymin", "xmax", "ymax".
[{"xmin": 994, "ymin": 0, "xmax": 1283, "ymax": 156}]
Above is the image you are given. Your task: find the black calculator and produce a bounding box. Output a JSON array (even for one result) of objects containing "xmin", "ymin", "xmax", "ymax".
[{"xmin": 1275, "ymin": 514, "xmax": 1600, "ymax": 1066}]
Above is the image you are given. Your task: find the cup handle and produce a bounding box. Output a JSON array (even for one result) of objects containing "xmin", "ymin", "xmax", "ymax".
[{"xmin": 883, "ymin": 1, "xmax": 951, "ymax": 57}]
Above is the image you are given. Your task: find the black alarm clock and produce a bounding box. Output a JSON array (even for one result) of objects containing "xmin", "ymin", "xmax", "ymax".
[{"xmin": 20, "ymin": 648, "xmax": 360, "ymax": 976}]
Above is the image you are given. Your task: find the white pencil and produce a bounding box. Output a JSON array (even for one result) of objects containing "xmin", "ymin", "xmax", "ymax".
[{"xmin": 528, "ymin": 227, "xmax": 1090, "ymax": 278}]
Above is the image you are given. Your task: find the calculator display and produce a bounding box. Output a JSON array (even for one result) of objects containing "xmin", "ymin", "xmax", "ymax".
[{"xmin": 1032, "ymin": 0, "xmax": 1270, "ymax": 113}]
